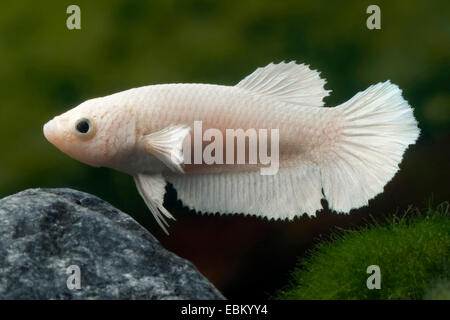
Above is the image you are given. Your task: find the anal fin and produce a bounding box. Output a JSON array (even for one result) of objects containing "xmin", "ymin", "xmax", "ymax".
[{"xmin": 167, "ymin": 164, "xmax": 323, "ymax": 220}]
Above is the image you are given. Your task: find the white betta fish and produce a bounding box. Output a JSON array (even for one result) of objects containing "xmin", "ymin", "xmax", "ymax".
[{"xmin": 43, "ymin": 61, "xmax": 420, "ymax": 234}]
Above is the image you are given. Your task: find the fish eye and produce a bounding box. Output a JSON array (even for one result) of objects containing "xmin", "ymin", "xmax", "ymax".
[{"xmin": 74, "ymin": 117, "xmax": 95, "ymax": 138}]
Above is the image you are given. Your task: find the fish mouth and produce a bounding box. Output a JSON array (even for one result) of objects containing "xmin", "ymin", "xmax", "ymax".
[
  {"xmin": 43, "ymin": 118, "xmax": 67, "ymax": 147},
  {"xmin": 43, "ymin": 121, "xmax": 51, "ymax": 140},
  {"xmin": 43, "ymin": 119, "xmax": 57, "ymax": 145}
]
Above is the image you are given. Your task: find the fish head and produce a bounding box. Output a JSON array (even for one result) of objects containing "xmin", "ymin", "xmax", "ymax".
[{"xmin": 43, "ymin": 97, "xmax": 136, "ymax": 168}]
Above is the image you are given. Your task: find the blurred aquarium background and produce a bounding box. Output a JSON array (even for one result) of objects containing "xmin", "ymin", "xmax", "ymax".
[{"xmin": 0, "ymin": 0, "xmax": 448, "ymax": 298}]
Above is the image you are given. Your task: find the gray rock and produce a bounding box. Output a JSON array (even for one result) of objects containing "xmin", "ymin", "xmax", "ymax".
[{"xmin": 0, "ymin": 188, "xmax": 225, "ymax": 300}]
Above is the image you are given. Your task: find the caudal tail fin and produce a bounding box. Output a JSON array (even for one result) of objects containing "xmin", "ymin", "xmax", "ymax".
[{"xmin": 320, "ymin": 81, "xmax": 420, "ymax": 213}]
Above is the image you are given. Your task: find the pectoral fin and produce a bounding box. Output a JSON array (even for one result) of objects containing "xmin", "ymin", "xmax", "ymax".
[
  {"xmin": 142, "ymin": 125, "xmax": 190, "ymax": 173},
  {"xmin": 134, "ymin": 173, "xmax": 175, "ymax": 235}
]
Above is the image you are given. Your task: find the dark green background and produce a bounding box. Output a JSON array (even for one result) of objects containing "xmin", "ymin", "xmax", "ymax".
[{"xmin": 1, "ymin": 0, "xmax": 448, "ymax": 298}]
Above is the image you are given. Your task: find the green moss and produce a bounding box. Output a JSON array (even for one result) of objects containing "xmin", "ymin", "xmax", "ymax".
[
  {"xmin": 423, "ymin": 279, "xmax": 450, "ymax": 300},
  {"xmin": 275, "ymin": 203, "xmax": 450, "ymax": 300}
]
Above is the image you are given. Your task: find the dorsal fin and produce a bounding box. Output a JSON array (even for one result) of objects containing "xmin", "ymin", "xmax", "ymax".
[{"xmin": 235, "ymin": 61, "xmax": 330, "ymax": 107}]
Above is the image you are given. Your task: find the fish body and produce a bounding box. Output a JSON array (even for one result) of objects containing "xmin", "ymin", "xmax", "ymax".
[
  {"xmin": 78, "ymin": 83, "xmax": 332, "ymax": 174},
  {"xmin": 44, "ymin": 62, "xmax": 420, "ymax": 233}
]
